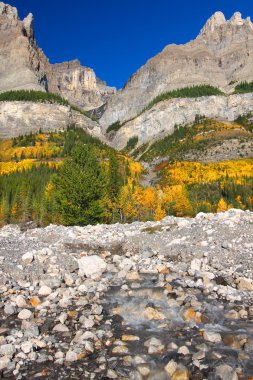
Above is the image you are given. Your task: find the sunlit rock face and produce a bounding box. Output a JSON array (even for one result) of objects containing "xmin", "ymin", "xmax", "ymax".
[
  {"xmin": 0, "ymin": 102, "xmax": 104, "ymax": 140},
  {"xmin": 47, "ymin": 60, "xmax": 116, "ymax": 111},
  {"xmin": 0, "ymin": 2, "xmax": 116, "ymax": 110},
  {"xmin": 0, "ymin": 2, "xmax": 49, "ymax": 92},
  {"xmin": 100, "ymin": 11, "xmax": 253, "ymax": 127},
  {"xmin": 111, "ymin": 93, "xmax": 253, "ymax": 149}
]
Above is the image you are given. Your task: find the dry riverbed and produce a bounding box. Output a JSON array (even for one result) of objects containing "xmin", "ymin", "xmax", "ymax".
[{"xmin": 0, "ymin": 209, "xmax": 253, "ymax": 379}]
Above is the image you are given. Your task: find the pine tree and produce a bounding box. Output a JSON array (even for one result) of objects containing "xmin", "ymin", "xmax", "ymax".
[
  {"xmin": 53, "ymin": 145, "xmax": 107, "ymax": 225},
  {"xmin": 108, "ymin": 152, "xmax": 122, "ymax": 198}
]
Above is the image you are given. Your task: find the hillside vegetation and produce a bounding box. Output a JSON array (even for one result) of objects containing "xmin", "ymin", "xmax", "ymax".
[
  {"xmin": 136, "ymin": 118, "xmax": 253, "ymax": 162},
  {"xmin": 142, "ymin": 85, "xmax": 223, "ymax": 113},
  {"xmin": 234, "ymin": 81, "xmax": 253, "ymax": 94},
  {"xmin": 106, "ymin": 86, "xmax": 224, "ymax": 136},
  {"xmin": 0, "ymin": 127, "xmax": 145, "ymax": 225},
  {"xmin": 0, "ymin": 128, "xmax": 252, "ymax": 225}
]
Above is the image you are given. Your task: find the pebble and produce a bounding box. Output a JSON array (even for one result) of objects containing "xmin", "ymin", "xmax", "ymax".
[
  {"xmin": 215, "ymin": 364, "xmax": 238, "ymax": 380},
  {"xmin": 203, "ymin": 331, "xmax": 222, "ymax": 343},
  {"xmin": 21, "ymin": 251, "xmax": 34, "ymax": 264},
  {"xmin": 18, "ymin": 309, "xmax": 33, "ymax": 320},
  {"xmin": 38, "ymin": 285, "xmax": 52, "ymax": 296}
]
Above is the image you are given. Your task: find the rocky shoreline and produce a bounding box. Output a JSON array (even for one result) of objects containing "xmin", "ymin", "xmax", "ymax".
[{"xmin": 0, "ymin": 209, "xmax": 253, "ymax": 379}]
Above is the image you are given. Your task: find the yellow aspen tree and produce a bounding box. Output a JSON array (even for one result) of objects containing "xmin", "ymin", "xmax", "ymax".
[{"xmin": 217, "ymin": 198, "xmax": 228, "ymax": 212}]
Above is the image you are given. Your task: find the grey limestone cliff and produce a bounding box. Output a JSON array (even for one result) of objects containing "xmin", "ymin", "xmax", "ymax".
[
  {"xmin": 0, "ymin": 2, "xmax": 115, "ymax": 111},
  {"xmin": 100, "ymin": 12, "xmax": 253, "ymax": 127}
]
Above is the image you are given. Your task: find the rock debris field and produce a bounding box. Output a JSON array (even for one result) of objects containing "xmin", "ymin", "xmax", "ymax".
[{"xmin": 0, "ymin": 209, "xmax": 253, "ymax": 379}]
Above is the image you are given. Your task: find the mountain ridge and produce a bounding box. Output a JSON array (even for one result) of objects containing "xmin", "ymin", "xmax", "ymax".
[
  {"xmin": 100, "ymin": 11, "xmax": 253, "ymax": 127},
  {"xmin": 0, "ymin": 2, "xmax": 116, "ymax": 111}
]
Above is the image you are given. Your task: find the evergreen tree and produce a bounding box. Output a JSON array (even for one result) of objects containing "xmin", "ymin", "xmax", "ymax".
[
  {"xmin": 53, "ymin": 145, "xmax": 107, "ymax": 225},
  {"xmin": 108, "ymin": 152, "xmax": 122, "ymax": 198}
]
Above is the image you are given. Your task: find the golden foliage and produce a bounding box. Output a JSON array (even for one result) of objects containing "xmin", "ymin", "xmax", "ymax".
[{"xmin": 161, "ymin": 160, "xmax": 253, "ymax": 186}]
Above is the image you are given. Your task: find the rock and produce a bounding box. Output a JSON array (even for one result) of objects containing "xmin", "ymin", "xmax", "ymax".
[
  {"xmin": 244, "ymin": 338, "xmax": 253, "ymax": 352},
  {"xmin": 78, "ymin": 255, "xmax": 107, "ymax": 278},
  {"xmin": 0, "ymin": 356, "xmax": 10, "ymax": 370},
  {"xmin": 65, "ymin": 350, "xmax": 79, "ymax": 362},
  {"xmin": 126, "ymin": 271, "xmax": 141, "ymax": 281},
  {"xmin": 237, "ymin": 278, "xmax": 253, "ymax": 291},
  {"xmin": 21, "ymin": 341, "xmax": 33, "ymax": 354},
  {"xmin": 101, "ymin": 11, "xmax": 253, "ymax": 146},
  {"xmin": 183, "ymin": 309, "xmax": 202, "ymax": 323},
  {"xmin": 190, "ymin": 259, "xmax": 202, "ymax": 272},
  {"xmin": 21, "ymin": 321, "xmax": 40, "ymax": 337},
  {"xmin": 215, "ymin": 364, "xmax": 238, "ymax": 380},
  {"xmin": 0, "ymin": 102, "xmax": 104, "ymax": 140},
  {"xmin": 0, "ymin": 2, "xmax": 115, "ymax": 119},
  {"xmin": 4, "ymin": 303, "xmax": 16, "ymax": 315},
  {"xmin": 137, "ymin": 366, "xmax": 150, "ymax": 376},
  {"xmin": 15, "ymin": 295, "xmax": 28, "ymax": 308},
  {"xmin": 144, "ymin": 307, "xmax": 166, "ymax": 320},
  {"xmin": 55, "ymin": 351, "xmax": 65, "ymax": 359},
  {"xmin": 18, "ymin": 309, "xmax": 33, "ymax": 320},
  {"xmin": 107, "ymin": 369, "xmax": 118, "ymax": 379},
  {"xmin": 53, "ymin": 323, "xmax": 69, "ymax": 332},
  {"xmin": 203, "ymin": 331, "xmax": 222, "ymax": 343},
  {"xmin": 29, "ymin": 296, "xmax": 41, "ymax": 307},
  {"xmin": 178, "ymin": 346, "xmax": 190, "ymax": 355},
  {"xmin": 164, "ymin": 359, "xmax": 177, "ymax": 376},
  {"xmin": 22, "ymin": 251, "xmax": 34, "ymax": 264},
  {"xmin": 64, "ymin": 273, "xmax": 74, "ymax": 286},
  {"xmin": 0, "ymin": 344, "xmax": 16, "ymax": 356},
  {"xmin": 222, "ymin": 334, "xmax": 243, "ymax": 349},
  {"xmin": 112, "ymin": 345, "xmax": 129, "ymax": 354},
  {"xmin": 144, "ymin": 337, "xmax": 165, "ymax": 354},
  {"xmin": 38, "ymin": 285, "xmax": 52, "ymax": 296},
  {"xmin": 58, "ymin": 312, "xmax": 68, "ymax": 324},
  {"xmin": 122, "ymin": 335, "xmax": 140, "ymax": 342},
  {"xmin": 172, "ymin": 366, "xmax": 189, "ymax": 380}
]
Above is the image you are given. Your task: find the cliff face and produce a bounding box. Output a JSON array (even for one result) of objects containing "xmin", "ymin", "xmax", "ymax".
[
  {"xmin": 0, "ymin": 102, "xmax": 104, "ymax": 140},
  {"xmin": 111, "ymin": 93, "xmax": 253, "ymax": 149},
  {"xmin": 0, "ymin": 2, "xmax": 115, "ymax": 110},
  {"xmin": 47, "ymin": 60, "xmax": 116, "ymax": 111},
  {"xmin": 0, "ymin": 2, "xmax": 49, "ymax": 92},
  {"xmin": 100, "ymin": 12, "xmax": 253, "ymax": 127}
]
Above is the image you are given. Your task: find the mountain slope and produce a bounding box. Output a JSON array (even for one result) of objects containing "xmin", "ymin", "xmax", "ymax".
[
  {"xmin": 0, "ymin": 2, "xmax": 115, "ymax": 110},
  {"xmin": 100, "ymin": 12, "xmax": 253, "ymax": 127},
  {"xmin": 109, "ymin": 92, "xmax": 253, "ymax": 149}
]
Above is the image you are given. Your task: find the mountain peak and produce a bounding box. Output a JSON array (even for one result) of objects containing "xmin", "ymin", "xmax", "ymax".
[
  {"xmin": 199, "ymin": 11, "xmax": 253, "ymax": 38},
  {"xmin": 230, "ymin": 12, "xmax": 243, "ymax": 25},
  {"xmin": 0, "ymin": 1, "xmax": 17, "ymax": 19},
  {"xmin": 199, "ymin": 11, "xmax": 226, "ymax": 36}
]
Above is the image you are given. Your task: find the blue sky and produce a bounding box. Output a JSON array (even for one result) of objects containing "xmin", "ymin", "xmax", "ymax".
[{"xmin": 6, "ymin": 0, "xmax": 253, "ymax": 89}]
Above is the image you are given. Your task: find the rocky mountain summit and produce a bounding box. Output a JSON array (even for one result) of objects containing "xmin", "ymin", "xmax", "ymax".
[
  {"xmin": 100, "ymin": 11, "xmax": 253, "ymax": 127},
  {"xmin": 0, "ymin": 2, "xmax": 115, "ymax": 111},
  {"xmin": 47, "ymin": 60, "xmax": 116, "ymax": 111},
  {"xmin": 0, "ymin": 209, "xmax": 253, "ymax": 379}
]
